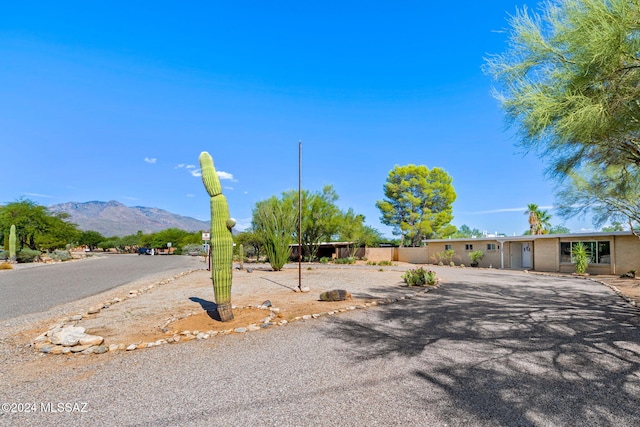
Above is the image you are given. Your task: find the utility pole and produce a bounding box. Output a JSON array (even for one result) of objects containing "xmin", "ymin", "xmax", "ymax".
[{"xmin": 298, "ymin": 140, "xmax": 302, "ymax": 291}]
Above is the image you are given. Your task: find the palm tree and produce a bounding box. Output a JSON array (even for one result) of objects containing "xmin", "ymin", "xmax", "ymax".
[
  {"xmin": 537, "ymin": 209, "xmax": 552, "ymax": 234},
  {"xmin": 525, "ymin": 203, "xmax": 540, "ymax": 235},
  {"xmin": 525, "ymin": 203, "xmax": 552, "ymax": 235}
]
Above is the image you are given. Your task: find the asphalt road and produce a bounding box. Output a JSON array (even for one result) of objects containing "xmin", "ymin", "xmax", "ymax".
[
  {"xmin": 3, "ymin": 267, "xmax": 640, "ymax": 426},
  {"xmin": 0, "ymin": 254, "xmax": 201, "ymax": 320}
]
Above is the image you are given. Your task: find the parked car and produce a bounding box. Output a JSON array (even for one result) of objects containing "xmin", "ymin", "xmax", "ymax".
[{"xmin": 137, "ymin": 248, "xmax": 152, "ymax": 255}]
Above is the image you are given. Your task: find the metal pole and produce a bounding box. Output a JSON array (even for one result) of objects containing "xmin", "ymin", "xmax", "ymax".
[{"xmin": 298, "ymin": 140, "xmax": 302, "ymax": 291}]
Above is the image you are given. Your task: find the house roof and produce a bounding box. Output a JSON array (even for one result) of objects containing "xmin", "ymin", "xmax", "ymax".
[{"xmin": 425, "ymin": 231, "xmax": 635, "ymax": 244}]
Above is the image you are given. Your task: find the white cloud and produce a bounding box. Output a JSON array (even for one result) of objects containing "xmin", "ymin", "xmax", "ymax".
[
  {"xmin": 217, "ymin": 171, "xmax": 235, "ymax": 181},
  {"xmin": 23, "ymin": 192, "xmax": 55, "ymax": 199},
  {"xmin": 144, "ymin": 157, "xmax": 157, "ymax": 164},
  {"xmin": 190, "ymin": 169, "xmax": 202, "ymax": 177},
  {"xmin": 186, "ymin": 194, "xmax": 195, "ymax": 198},
  {"xmin": 175, "ymin": 163, "xmax": 185, "ymax": 169},
  {"xmin": 186, "ymin": 165, "xmax": 196, "ymax": 169},
  {"xmin": 224, "ymin": 186, "xmax": 234, "ymax": 191}
]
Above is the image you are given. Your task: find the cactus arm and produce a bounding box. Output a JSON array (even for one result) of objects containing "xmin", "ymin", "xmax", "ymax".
[{"xmin": 199, "ymin": 151, "xmax": 235, "ymax": 321}]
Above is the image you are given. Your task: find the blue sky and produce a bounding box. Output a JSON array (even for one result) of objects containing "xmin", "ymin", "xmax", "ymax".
[{"xmin": 1, "ymin": 1, "xmax": 600, "ymax": 237}]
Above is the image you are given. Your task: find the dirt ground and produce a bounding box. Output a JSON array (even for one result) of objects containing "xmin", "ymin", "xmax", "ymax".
[
  {"xmin": 13, "ymin": 264, "xmax": 420, "ymax": 351},
  {"xmin": 8, "ymin": 263, "xmax": 640, "ymax": 354}
]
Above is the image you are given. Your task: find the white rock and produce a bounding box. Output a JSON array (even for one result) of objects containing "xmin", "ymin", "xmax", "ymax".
[
  {"xmin": 126, "ymin": 344, "xmax": 137, "ymax": 351},
  {"xmin": 79, "ymin": 334, "xmax": 104, "ymax": 346},
  {"xmin": 302, "ymin": 315, "xmax": 312, "ymax": 320},
  {"xmin": 50, "ymin": 326, "xmax": 86, "ymax": 346}
]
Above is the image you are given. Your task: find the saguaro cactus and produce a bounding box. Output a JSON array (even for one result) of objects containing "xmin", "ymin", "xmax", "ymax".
[
  {"xmin": 239, "ymin": 243, "xmax": 244, "ymax": 270},
  {"xmin": 199, "ymin": 151, "xmax": 236, "ymax": 321},
  {"xmin": 9, "ymin": 224, "xmax": 16, "ymax": 263}
]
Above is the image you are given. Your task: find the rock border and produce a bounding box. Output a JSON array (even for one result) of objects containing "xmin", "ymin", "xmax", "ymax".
[{"xmin": 29, "ymin": 274, "xmax": 439, "ymax": 355}]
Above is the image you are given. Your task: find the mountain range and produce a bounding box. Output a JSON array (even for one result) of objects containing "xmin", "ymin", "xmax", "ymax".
[{"xmin": 49, "ymin": 200, "xmax": 210, "ymax": 237}]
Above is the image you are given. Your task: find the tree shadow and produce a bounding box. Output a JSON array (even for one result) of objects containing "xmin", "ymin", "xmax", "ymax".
[
  {"xmin": 189, "ymin": 297, "xmax": 221, "ymax": 321},
  {"xmin": 325, "ymin": 275, "xmax": 640, "ymax": 425}
]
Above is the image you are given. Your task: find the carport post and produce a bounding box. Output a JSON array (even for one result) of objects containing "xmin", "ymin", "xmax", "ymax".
[{"xmin": 497, "ymin": 239, "xmax": 507, "ymax": 269}]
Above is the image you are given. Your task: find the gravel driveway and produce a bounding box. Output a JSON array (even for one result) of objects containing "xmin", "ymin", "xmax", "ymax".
[{"xmin": 1, "ymin": 266, "xmax": 639, "ymax": 426}]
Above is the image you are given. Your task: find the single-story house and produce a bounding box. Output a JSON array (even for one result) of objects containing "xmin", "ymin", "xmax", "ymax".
[{"xmin": 366, "ymin": 232, "xmax": 640, "ymax": 275}]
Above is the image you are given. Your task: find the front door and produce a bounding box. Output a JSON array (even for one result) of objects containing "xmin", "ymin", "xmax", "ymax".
[{"xmin": 522, "ymin": 242, "xmax": 532, "ymax": 269}]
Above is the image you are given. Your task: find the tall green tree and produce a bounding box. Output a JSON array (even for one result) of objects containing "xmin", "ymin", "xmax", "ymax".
[
  {"xmin": 0, "ymin": 199, "xmax": 79, "ymax": 251},
  {"xmin": 452, "ymin": 225, "xmax": 481, "ymax": 238},
  {"xmin": 78, "ymin": 230, "xmax": 105, "ymax": 251},
  {"xmin": 234, "ymin": 229, "xmax": 264, "ymax": 261},
  {"xmin": 485, "ymin": 0, "xmax": 640, "ymax": 176},
  {"xmin": 556, "ymin": 164, "xmax": 640, "ymax": 234},
  {"xmin": 282, "ymin": 185, "xmax": 343, "ymax": 261},
  {"xmin": 338, "ymin": 209, "xmax": 383, "ymax": 257},
  {"xmin": 376, "ymin": 164, "xmax": 456, "ymax": 247}
]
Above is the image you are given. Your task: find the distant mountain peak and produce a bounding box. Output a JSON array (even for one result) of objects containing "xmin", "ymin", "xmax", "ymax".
[{"xmin": 49, "ymin": 200, "xmax": 209, "ymax": 237}]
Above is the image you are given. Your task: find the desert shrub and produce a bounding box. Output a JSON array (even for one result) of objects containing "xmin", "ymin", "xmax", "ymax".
[
  {"xmin": 572, "ymin": 242, "xmax": 589, "ymax": 274},
  {"xmin": 402, "ymin": 267, "xmax": 437, "ymax": 286},
  {"xmin": 183, "ymin": 244, "xmax": 205, "ymax": 256},
  {"xmin": 50, "ymin": 250, "xmax": 71, "ymax": 261},
  {"xmin": 469, "ymin": 250, "xmax": 484, "ymax": 266},
  {"xmin": 436, "ymin": 249, "xmax": 455, "ymax": 264},
  {"xmin": 319, "ymin": 257, "xmax": 330, "ymax": 264},
  {"xmin": 366, "ymin": 261, "xmax": 377, "ymax": 266},
  {"xmin": 449, "ymin": 261, "xmax": 455, "ymax": 267},
  {"xmin": 0, "ymin": 262, "xmax": 13, "ymax": 270},
  {"xmin": 378, "ymin": 260, "xmax": 393, "ymax": 266},
  {"xmin": 334, "ymin": 257, "xmax": 356, "ymax": 264},
  {"xmin": 16, "ymin": 249, "xmax": 41, "ymax": 263}
]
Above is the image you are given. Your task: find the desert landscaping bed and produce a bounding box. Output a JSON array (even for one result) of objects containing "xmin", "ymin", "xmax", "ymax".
[
  {"xmin": 11, "ymin": 262, "xmax": 640, "ymax": 357},
  {"xmin": 24, "ymin": 264, "xmax": 436, "ymax": 355}
]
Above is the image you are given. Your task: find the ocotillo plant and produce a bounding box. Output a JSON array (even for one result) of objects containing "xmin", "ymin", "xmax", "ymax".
[
  {"xmin": 9, "ymin": 224, "xmax": 16, "ymax": 263},
  {"xmin": 199, "ymin": 151, "xmax": 236, "ymax": 321}
]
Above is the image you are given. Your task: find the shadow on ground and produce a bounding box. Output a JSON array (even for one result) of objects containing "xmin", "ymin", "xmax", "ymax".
[
  {"xmin": 327, "ymin": 273, "xmax": 640, "ymax": 426},
  {"xmin": 189, "ymin": 297, "xmax": 220, "ymax": 321}
]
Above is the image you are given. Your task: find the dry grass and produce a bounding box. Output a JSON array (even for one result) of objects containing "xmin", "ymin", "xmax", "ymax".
[{"xmin": 0, "ymin": 262, "xmax": 14, "ymax": 270}]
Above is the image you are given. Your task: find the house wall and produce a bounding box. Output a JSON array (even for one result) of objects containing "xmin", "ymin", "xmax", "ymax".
[
  {"xmin": 533, "ymin": 238, "xmax": 558, "ymax": 272},
  {"xmin": 397, "ymin": 247, "xmax": 429, "ymax": 263},
  {"xmin": 365, "ymin": 247, "xmax": 398, "ymax": 262},
  {"xmin": 613, "ymin": 234, "xmax": 640, "ymax": 274}
]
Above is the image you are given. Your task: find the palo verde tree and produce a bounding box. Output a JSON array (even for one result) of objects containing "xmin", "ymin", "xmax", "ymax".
[
  {"xmin": 338, "ymin": 209, "xmax": 383, "ymax": 258},
  {"xmin": 485, "ymin": 0, "xmax": 640, "ymax": 176},
  {"xmin": 556, "ymin": 164, "xmax": 640, "ymax": 235},
  {"xmin": 376, "ymin": 164, "xmax": 456, "ymax": 247},
  {"xmin": 0, "ymin": 199, "xmax": 79, "ymax": 251},
  {"xmin": 281, "ymin": 185, "xmax": 343, "ymax": 261}
]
